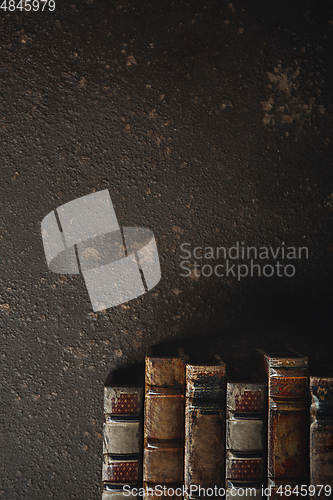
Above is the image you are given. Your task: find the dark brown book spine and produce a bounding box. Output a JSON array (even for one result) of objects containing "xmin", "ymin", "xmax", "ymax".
[
  {"xmin": 102, "ymin": 386, "xmax": 143, "ymax": 500},
  {"xmin": 310, "ymin": 376, "xmax": 333, "ymax": 498},
  {"xmin": 184, "ymin": 363, "xmax": 226, "ymax": 500},
  {"xmin": 143, "ymin": 356, "xmax": 186, "ymax": 499},
  {"xmin": 226, "ymin": 382, "xmax": 266, "ymax": 500},
  {"xmin": 262, "ymin": 352, "xmax": 308, "ymax": 500}
]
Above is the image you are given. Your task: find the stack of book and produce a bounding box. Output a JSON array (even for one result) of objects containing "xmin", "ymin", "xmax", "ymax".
[{"xmin": 102, "ymin": 349, "xmax": 333, "ymax": 499}]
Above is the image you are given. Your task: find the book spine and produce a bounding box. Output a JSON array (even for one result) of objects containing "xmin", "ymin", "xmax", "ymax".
[
  {"xmin": 184, "ymin": 364, "xmax": 226, "ymax": 500},
  {"xmin": 226, "ymin": 382, "xmax": 266, "ymax": 500},
  {"xmin": 265, "ymin": 356, "xmax": 308, "ymax": 499},
  {"xmin": 102, "ymin": 386, "xmax": 143, "ymax": 500},
  {"xmin": 310, "ymin": 377, "xmax": 333, "ymax": 498},
  {"xmin": 143, "ymin": 356, "xmax": 186, "ymax": 499}
]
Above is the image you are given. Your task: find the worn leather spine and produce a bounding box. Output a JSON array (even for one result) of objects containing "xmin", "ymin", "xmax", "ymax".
[
  {"xmin": 226, "ymin": 382, "xmax": 266, "ymax": 500},
  {"xmin": 310, "ymin": 376, "xmax": 333, "ymax": 498},
  {"xmin": 261, "ymin": 351, "xmax": 308, "ymax": 500},
  {"xmin": 143, "ymin": 356, "xmax": 186, "ymax": 499},
  {"xmin": 184, "ymin": 363, "xmax": 226, "ymax": 500},
  {"xmin": 102, "ymin": 386, "xmax": 143, "ymax": 500}
]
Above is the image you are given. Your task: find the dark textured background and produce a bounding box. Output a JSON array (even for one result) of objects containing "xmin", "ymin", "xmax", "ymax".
[{"xmin": 1, "ymin": 0, "xmax": 332, "ymax": 498}]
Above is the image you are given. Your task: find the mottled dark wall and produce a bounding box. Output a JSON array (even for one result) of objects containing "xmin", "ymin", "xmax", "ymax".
[{"xmin": 1, "ymin": 0, "xmax": 332, "ymax": 498}]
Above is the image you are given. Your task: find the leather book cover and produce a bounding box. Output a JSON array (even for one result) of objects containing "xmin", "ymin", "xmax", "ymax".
[
  {"xmin": 226, "ymin": 382, "xmax": 266, "ymax": 500},
  {"xmin": 310, "ymin": 376, "xmax": 333, "ymax": 497},
  {"xmin": 102, "ymin": 385, "xmax": 143, "ymax": 500},
  {"xmin": 184, "ymin": 359, "xmax": 226, "ymax": 500},
  {"xmin": 259, "ymin": 350, "xmax": 308, "ymax": 500},
  {"xmin": 143, "ymin": 355, "xmax": 186, "ymax": 499}
]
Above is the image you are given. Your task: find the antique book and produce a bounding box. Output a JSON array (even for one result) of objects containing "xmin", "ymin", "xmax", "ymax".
[
  {"xmin": 102, "ymin": 373, "xmax": 143, "ymax": 500},
  {"xmin": 258, "ymin": 349, "xmax": 308, "ymax": 499},
  {"xmin": 143, "ymin": 353, "xmax": 186, "ymax": 499},
  {"xmin": 184, "ymin": 356, "xmax": 226, "ymax": 500},
  {"xmin": 226, "ymin": 382, "xmax": 266, "ymax": 500},
  {"xmin": 310, "ymin": 376, "xmax": 333, "ymax": 497}
]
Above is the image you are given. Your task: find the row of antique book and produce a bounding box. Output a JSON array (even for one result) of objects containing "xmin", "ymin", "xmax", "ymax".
[{"xmin": 101, "ymin": 349, "xmax": 333, "ymax": 500}]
